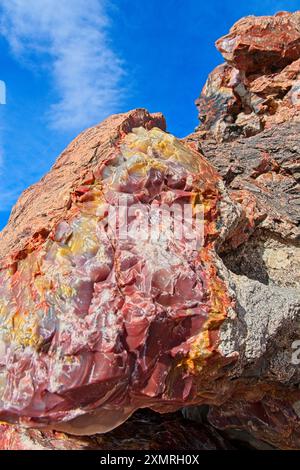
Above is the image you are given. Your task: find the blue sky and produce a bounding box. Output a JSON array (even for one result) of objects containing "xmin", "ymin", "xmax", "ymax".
[{"xmin": 0, "ymin": 0, "xmax": 298, "ymax": 229}]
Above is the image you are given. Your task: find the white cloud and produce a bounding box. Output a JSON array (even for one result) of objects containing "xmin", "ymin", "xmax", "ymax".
[{"xmin": 0, "ymin": 0, "xmax": 124, "ymax": 131}]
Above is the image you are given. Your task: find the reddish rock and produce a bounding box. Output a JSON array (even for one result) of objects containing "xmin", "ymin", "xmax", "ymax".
[
  {"xmin": 0, "ymin": 410, "xmax": 233, "ymax": 450},
  {"xmin": 216, "ymin": 11, "xmax": 300, "ymax": 74},
  {"xmin": 192, "ymin": 11, "xmax": 300, "ymax": 246},
  {"xmin": 196, "ymin": 11, "xmax": 300, "ymax": 141},
  {"xmin": 208, "ymin": 397, "xmax": 300, "ymax": 450},
  {"xmin": 0, "ymin": 108, "xmax": 239, "ymax": 436},
  {"xmin": 0, "ymin": 109, "xmax": 166, "ymax": 262}
]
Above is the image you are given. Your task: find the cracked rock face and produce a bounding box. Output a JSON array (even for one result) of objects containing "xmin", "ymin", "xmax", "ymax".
[
  {"xmin": 195, "ymin": 11, "xmax": 300, "ymax": 141},
  {"xmin": 185, "ymin": 10, "xmax": 300, "ymax": 449},
  {"xmin": 0, "ymin": 12, "xmax": 300, "ymax": 451}
]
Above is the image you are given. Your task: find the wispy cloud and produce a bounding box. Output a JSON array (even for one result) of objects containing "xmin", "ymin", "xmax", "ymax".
[{"xmin": 0, "ymin": 0, "xmax": 125, "ymax": 131}]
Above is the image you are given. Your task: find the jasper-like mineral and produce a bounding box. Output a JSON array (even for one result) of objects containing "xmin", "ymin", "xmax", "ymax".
[
  {"xmin": 0, "ymin": 109, "xmax": 238, "ymax": 435},
  {"xmin": 0, "ymin": 10, "xmax": 300, "ymax": 450}
]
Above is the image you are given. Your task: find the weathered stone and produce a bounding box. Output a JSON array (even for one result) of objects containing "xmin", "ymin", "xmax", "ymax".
[
  {"xmin": 216, "ymin": 11, "xmax": 300, "ymax": 74},
  {"xmin": 0, "ymin": 410, "xmax": 234, "ymax": 450},
  {"xmin": 196, "ymin": 12, "xmax": 300, "ymax": 142},
  {"xmin": 185, "ymin": 10, "xmax": 300, "ymax": 450},
  {"xmin": 187, "ymin": 123, "xmax": 300, "ymax": 243}
]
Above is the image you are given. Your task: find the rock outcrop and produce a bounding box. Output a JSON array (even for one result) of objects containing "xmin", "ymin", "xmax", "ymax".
[
  {"xmin": 185, "ymin": 11, "xmax": 300, "ymax": 449},
  {"xmin": 195, "ymin": 11, "xmax": 300, "ymax": 140},
  {"xmin": 0, "ymin": 11, "xmax": 300, "ymax": 450}
]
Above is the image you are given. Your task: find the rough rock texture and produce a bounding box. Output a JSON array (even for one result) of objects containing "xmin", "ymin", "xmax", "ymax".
[
  {"xmin": 195, "ymin": 11, "xmax": 300, "ymax": 140},
  {"xmin": 0, "ymin": 11, "xmax": 300, "ymax": 451},
  {"xmin": 0, "ymin": 409, "xmax": 234, "ymax": 450},
  {"xmin": 184, "ymin": 10, "xmax": 300, "ymax": 450}
]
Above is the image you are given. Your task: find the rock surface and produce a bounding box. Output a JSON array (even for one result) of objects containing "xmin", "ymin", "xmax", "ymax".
[
  {"xmin": 185, "ymin": 10, "xmax": 300, "ymax": 449},
  {"xmin": 0, "ymin": 409, "xmax": 234, "ymax": 450},
  {"xmin": 195, "ymin": 11, "xmax": 300, "ymax": 141},
  {"xmin": 0, "ymin": 11, "xmax": 300, "ymax": 450},
  {"xmin": 0, "ymin": 108, "xmax": 240, "ymax": 436}
]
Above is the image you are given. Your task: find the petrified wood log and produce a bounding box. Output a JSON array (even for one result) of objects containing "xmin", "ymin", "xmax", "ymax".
[
  {"xmin": 185, "ymin": 10, "xmax": 300, "ymax": 449},
  {"xmin": 0, "ymin": 108, "xmax": 241, "ymax": 436},
  {"xmin": 1, "ymin": 11, "xmax": 300, "ymax": 450}
]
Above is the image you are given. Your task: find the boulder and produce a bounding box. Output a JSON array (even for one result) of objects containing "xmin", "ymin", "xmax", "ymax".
[{"xmin": 0, "ymin": 109, "xmax": 241, "ymax": 436}]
